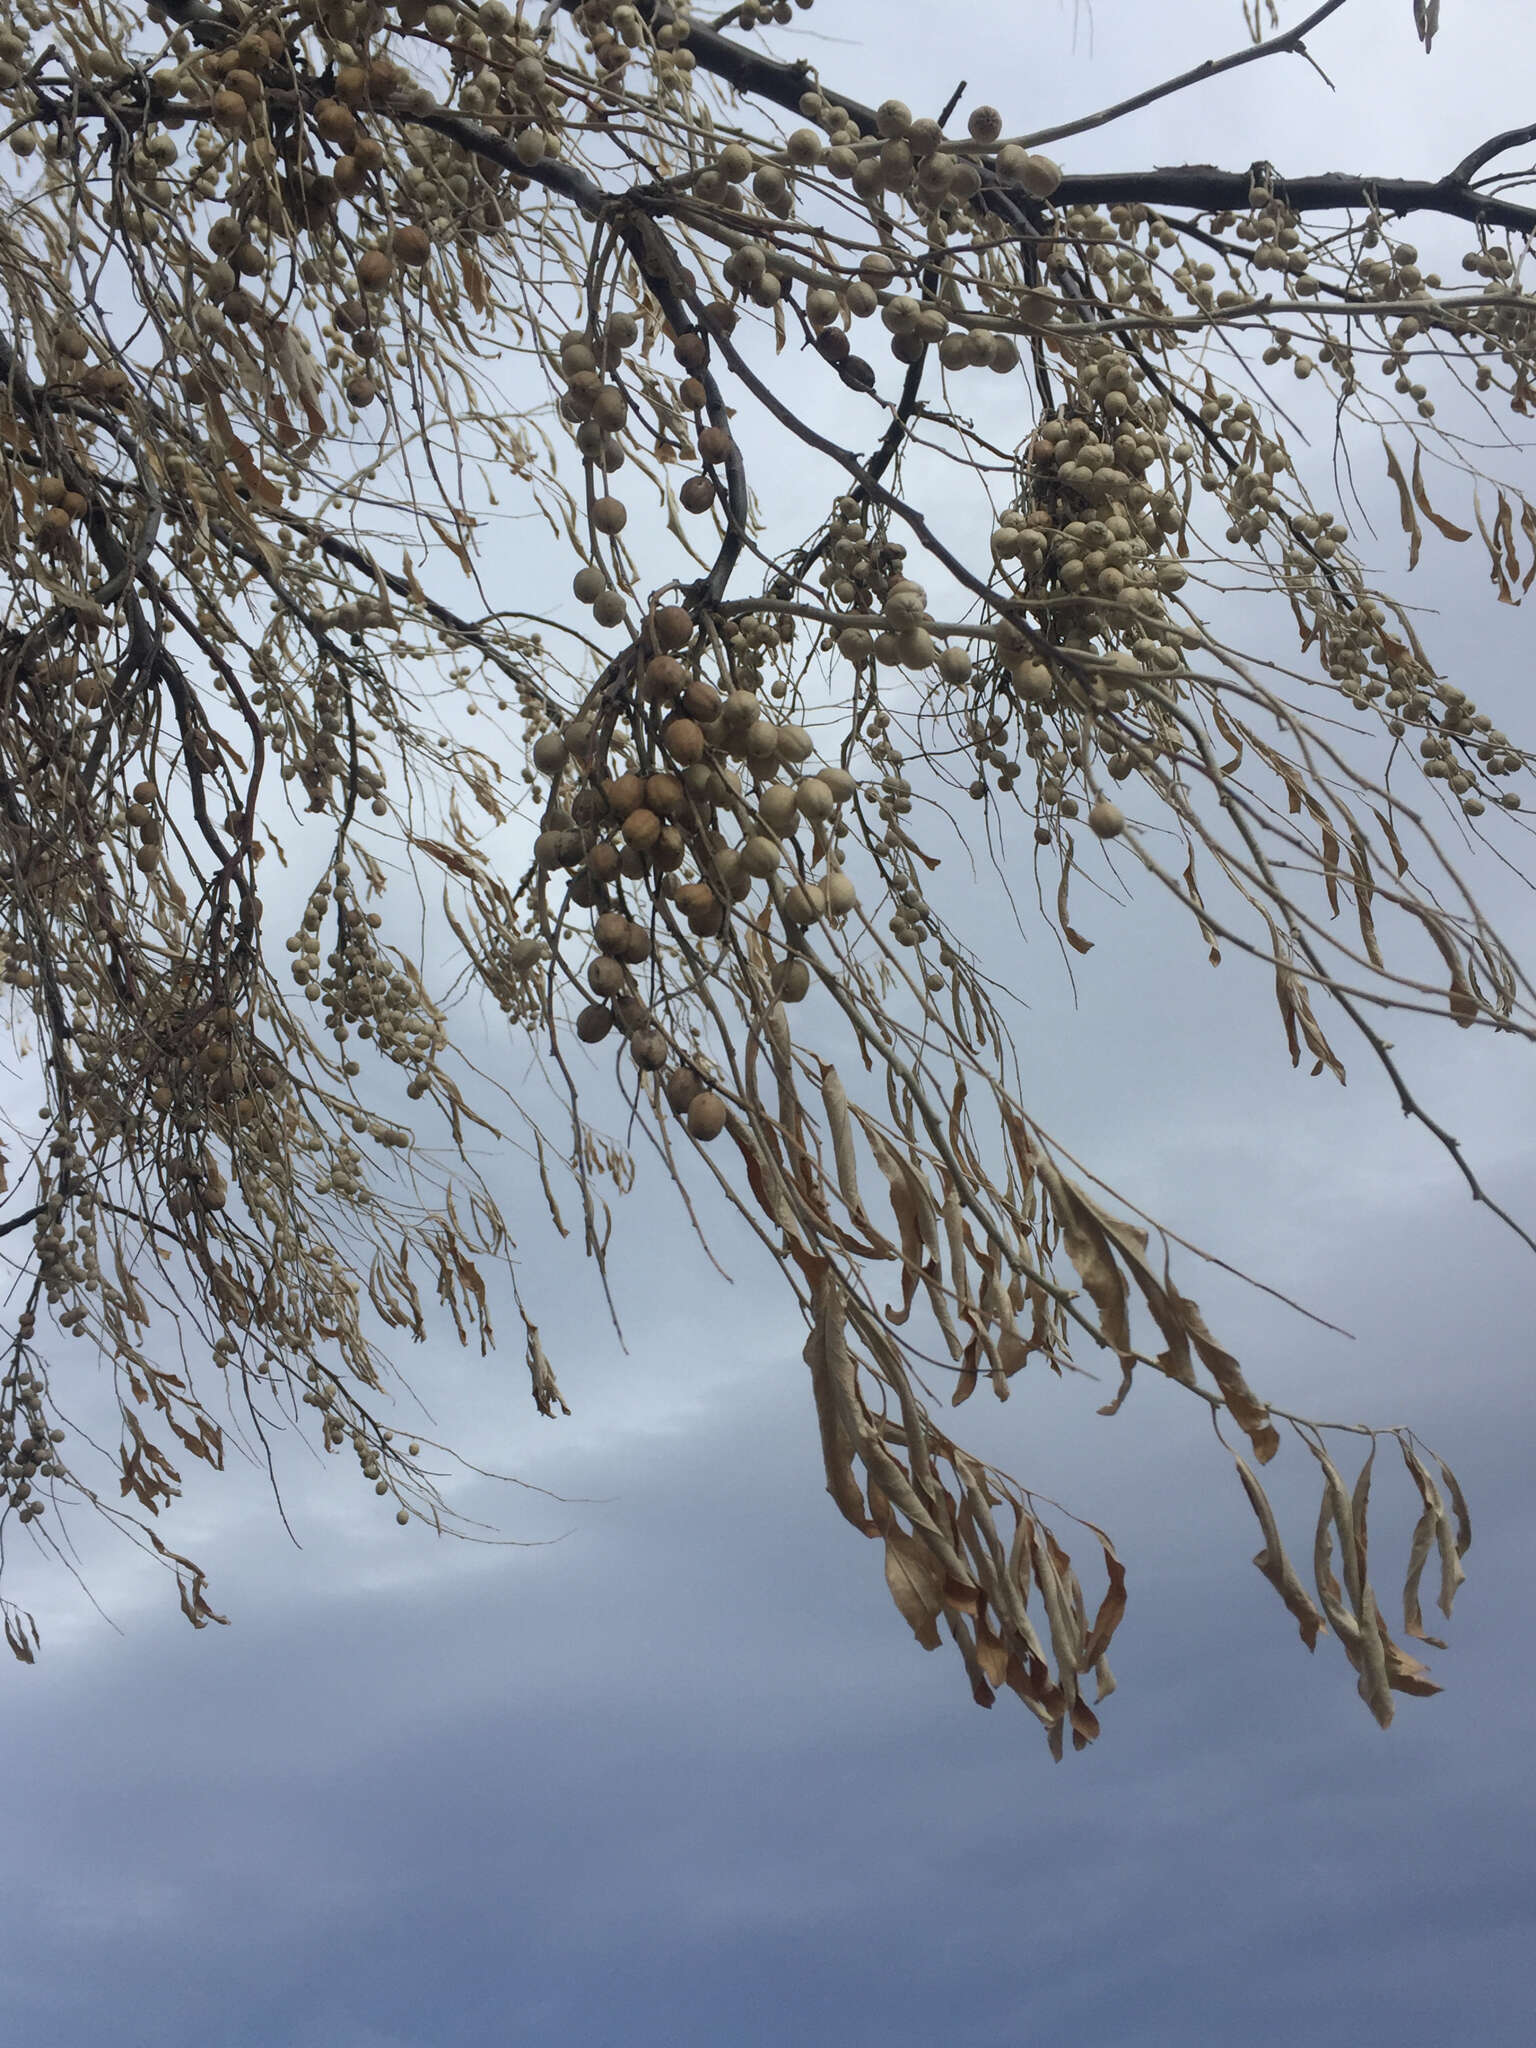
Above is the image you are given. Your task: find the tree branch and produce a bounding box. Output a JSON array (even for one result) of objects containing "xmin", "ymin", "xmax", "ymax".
[
  {"xmin": 1013, "ymin": 0, "xmax": 1354, "ymax": 154},
  {"xmin": 1448, "ymin": 121, "xmax": 1536, "ymax": 189},
  {"xmin": 1054, "ymin": 166, "xmax": 1536, "ymax": 235},
  {"xmin": 627, "ymin": 3, "xmax": 1536, "ymax": 234}
]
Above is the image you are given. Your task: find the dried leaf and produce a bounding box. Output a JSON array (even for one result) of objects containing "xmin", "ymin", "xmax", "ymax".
[
  {"xmin": 1234, "ymin": 1457, "xmax": 1326, "ymax": 1649},
  {"xmin": 1411, "ymin": 445, "xmax": 1471, "ymax": 542},
  {"xmin": 1383, "ymin": 436, "xmax": 1422, "ymax": 570},
  {"xmin": 884, "ymin": 1524, "xmax": 946, "ymax": 1650}
]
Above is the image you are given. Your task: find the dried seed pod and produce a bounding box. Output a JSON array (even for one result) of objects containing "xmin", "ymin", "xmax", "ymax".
[
  {"xmin": 757, "ymin": 784, "xmax": 799, "ymax": 834},
  {"xmin": 357, "ymin": 248, "xmax": 394, "ymax": 291},
  {"xmin": 532, "ymin": 732, "xmax": 568, "ymax": 775},
  {"xmin": 314, "ymin": 100, "xmax": 358, "ymax": 149},
  {"xmin": 661, "ymin": 718, "xmax": 705, "ymax": 767},
  {"xmin": 621, "ymin": 807, "xmax": 661, "ymax": 853},
  {"xmin": 743, "ymin": 723, "xmax": 781, "ymax": 766},
  {"xmin": 575, "ymin": 1005, "xmax": 614, "ymax": 1044},
  {"xmin": 740, "ymin": 835, "xmax": 782, "ymax": 878},
  {"xmin": 594, "ymin": 911, "xmax": 631, "ymax": 955},
  {"xmin": 644, "ymin": 654, "xmax": 691, "ymax": 700},
  {"xmin": 534, "ymin": 828, "xmax": 582, "ymax": 867},
  {"xmin": 680, "ymin": 678, "xmax": 722, "ymax": 722},
  {"xmin": 604, "ymin": 773, "xmax": 646, "ymax": 819},
  {"xmin": 665, "ymin": 1067, "xmax": 703, "ymax": 1115},
  {"xmin": 686, "ymin": 1091, "xmax": 728, "ymax": 1141},
  {"xmin": 675, "ymin": 881, "xmax": 716, "ymax": 920},
  {"xmin": 1089, "ymin": 799, "xmax": 1126, "ymax": 839},
  {"xmin": 773, "ymin": 957, "xmax": 811, "ymax": 1003},
  {"xmin": 630, "ymin": 1028, "xmax": 668, "ymax": 1071},
  {"xmin": 367, "ymin": 58, "xmax": 402, "ymax": 102},
  {"xmin": 825, "ymin": 871, "xmax": 860, "ymax": 917},
  {"xmin": 651, "ymin": 604, "xmax": 694, "ymax": 651},
  {"xmin": 586, "ymin": 840, "xmax": 621, "ymax": 884},
  {"xmin": 645, "ymin": 773, "xmax": 685, "ymax": 817},
  {"xmin": 795, "ymin": 776, "xmax": 835, "ymax": 823},
  {"xmin": 1018, "ymin": 152, "xmax": 1062, "ymax": 199},
  {"xmin": 393, "ymin": 225, "xmax": 431, "ymax": 267}
]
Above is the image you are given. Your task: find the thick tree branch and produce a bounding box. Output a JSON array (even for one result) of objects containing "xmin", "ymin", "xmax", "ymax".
[
  {"xmin": 627, "ymin": 4, "xmax": 1536, "ymax": 234},
  {"xmin": 1052, "ymin": 167, "xmax": 1536, "ymax": 235}
]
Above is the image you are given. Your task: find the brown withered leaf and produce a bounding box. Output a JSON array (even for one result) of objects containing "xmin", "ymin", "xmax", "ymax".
[
  {"xmin": 803, "ymin": 1273, "xmax": 876, "ymax": 1536},
  {"xmin": 1384, "ymin": 436, "xmax": 1422, "ymax": 570},
  {"xmin": 1234, "ymin": 1456, "xmax": 1326, "ymax": 1649},
  {"xmin": 1411, "ymin": 445, "xmax": 1471, "ymax": 543},
  {"xmin": 4, "ymin": 1606, "xmax": 39, "ymax": 1664},
  {"xmin": 883, "ymin": 1524, "xmax": 946, "ymax": 1651}
]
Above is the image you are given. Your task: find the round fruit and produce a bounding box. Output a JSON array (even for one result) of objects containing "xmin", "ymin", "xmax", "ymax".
[
  {"xmin": 621, "ymin": 807, "xmax": 661, "ymax": 853},
  {"xmin": 392, "ymin": 224, "xmax": 432, "ymax": 267},
  {"xmin": 652, "ymin": 604, "xmax": 694, "ymax": 651},
  {"xmin": 825, "ymin": 871, "xmax": 859, "ymax": 916},
  {"xmin": 686, "ymin": 1091, "xmax": 728, "ymax": 1141},
  {"xmin": 740, "ymin": 836, "xmax": 781, "ymax": 878},
  {"xmin": 630, "ymin": 1028, "xmax": 668, "ymax": 1071},
  {"xmin": 665, "ymin": 1068, "xmax": 703, "ymax": 1115},
  {"xmin": 645, "ymin": 772, "xmax": 685, "ymax": 817},
  {"xmin": 604, "ymin": 772, "xmax": 645, "ymax": 818},
  {"xmin": 531, "ymin": 732, "xmax": 568, "ymax": 775},
  {"xmin": 774, "ymin": 958, "xmax": 811, "ymax": 1003},
  {"xmin": 576, "ymin": 1005, "xmax": 613, "ymax": 1044},
  {"xmin": 644, "ymin": 654, "xmax": 690, "ymax": 700},
  {"xmin": 662, "ymin": 718, "xmax": 705, "ymax": 767},
  {"xmin": 594, "ymin": 910, "xmax": 630, "ymax": 955}
]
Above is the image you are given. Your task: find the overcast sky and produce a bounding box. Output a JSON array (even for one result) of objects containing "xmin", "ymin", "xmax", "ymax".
[{"xmin": 6, "ymin": 4, "xmax": 1536, "ymax": 2043}]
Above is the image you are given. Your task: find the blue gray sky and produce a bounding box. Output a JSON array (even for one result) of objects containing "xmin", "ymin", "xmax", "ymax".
[{"xmin": 6, "ymin": 3, "xmax": 1536, "ymax": 2043}]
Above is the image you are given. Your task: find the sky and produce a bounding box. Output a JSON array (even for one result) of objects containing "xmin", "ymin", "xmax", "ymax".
[{"xmin": 5, "ymin": 4, "xmax": 1536, "ymax": 2044}]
